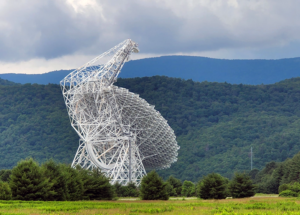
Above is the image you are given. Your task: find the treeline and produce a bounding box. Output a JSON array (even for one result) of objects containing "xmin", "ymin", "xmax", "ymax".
[
  {"xmin": 0, "ymin": 159, "xmax": 114, "ymax": 200},
  {"xmin": 0, "ymin": 158, "xmax": 256, "ymax": 200},
  {"xmin": 251, "ymin": 151, "xmax": 300, "ymax": 195},
  {"xmin": 2, "ymin": 76, "xmax": 300, "ymax": 181}
]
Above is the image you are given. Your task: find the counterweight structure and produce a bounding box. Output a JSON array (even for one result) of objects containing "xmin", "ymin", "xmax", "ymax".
[{"xmin": 60, "ymin": 39, "xmax": 179, "ymax": 185}]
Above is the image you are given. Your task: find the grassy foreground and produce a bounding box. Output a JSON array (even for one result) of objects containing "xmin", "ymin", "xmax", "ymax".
[{"xmin": 0, "ymin": 197, "xmax": 300, "ymax": 215}]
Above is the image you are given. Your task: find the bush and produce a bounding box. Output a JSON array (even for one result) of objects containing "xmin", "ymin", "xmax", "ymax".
[
  {"xmin": 9, "ymin": 158, "xmax": 53, "ymax": 200},
  {"xmin": 140, "ymin": 171, "xmax": 169, "ymax": 200},
  {"xmin": 181, "ymin": 180, "xmax": 195, "ymax": 197},
  {"xmin": 124, "ymin": 182, "xmax": 139, "ymax": 197},
  {"xmin": 197, "ymin": 173, "xmax": 227, "ymax": 199},
  {"xmin": 279, "ymin": 190, "xmax": 298, "ymax": 197},
  {"xmin": 0, "ymin": 181, "xmax": 12, "ymax": 200},
  {"xmin": 278, "ymin": 184, "xmax": 290, "ymax": 194},
  {"xmin": 113, "ymin": 182, "xmax": 139, "ymax": 197},
  {"xmin": 228, "ymin": 173, "xmax": 255, "ymax": 198},
  {"xmin": 289, "ymin": 182, "xmax": 300, "ymax": 193}
]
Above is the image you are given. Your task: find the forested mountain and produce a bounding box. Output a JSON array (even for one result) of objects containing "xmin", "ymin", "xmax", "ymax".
[
  {"xmin": 1, "ymin": 56, "xmax": 300, "ymax": 85},
  {"xmin": 0, "ymin": 78, "xmax": 19, "ymax": 86},
  {"xmin": 0, "ymin": 76, "xmax": 300, "ymax": 182}
]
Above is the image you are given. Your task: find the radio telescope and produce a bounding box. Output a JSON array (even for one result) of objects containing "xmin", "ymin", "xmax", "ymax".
[{"xmin": 60, "ymin": 39, "xmax": 179, "ymax": 185}]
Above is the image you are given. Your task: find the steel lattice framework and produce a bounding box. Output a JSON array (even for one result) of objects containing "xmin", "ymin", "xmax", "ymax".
[{"xmin": 60, "ymin": 39, "xmax": 179, "ymax": 185}]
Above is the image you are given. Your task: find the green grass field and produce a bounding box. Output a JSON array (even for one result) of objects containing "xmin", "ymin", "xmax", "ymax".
[{"xmin": 0, "ymin": 197, "xmax": 299, "ymax": 215}]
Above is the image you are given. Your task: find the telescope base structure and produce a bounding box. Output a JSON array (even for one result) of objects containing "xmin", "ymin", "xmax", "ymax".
[
  {"xmin": 72, "ymin": 139, "xmax": 147, "ymax": 185},
  {"xmin": 61, "ymin": 39, "xmax": 179, "ymax": 186}
]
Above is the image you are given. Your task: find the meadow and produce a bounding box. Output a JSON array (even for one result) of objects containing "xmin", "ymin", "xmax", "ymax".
[{"xmin": 0, "ymin": 197, "xmax": 300, "ymax": 215}]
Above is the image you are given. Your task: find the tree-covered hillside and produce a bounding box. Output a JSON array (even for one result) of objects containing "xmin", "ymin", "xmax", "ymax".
[{"xmin": 1, "ymin": 76, "xmax": 300, "ymax": 182}]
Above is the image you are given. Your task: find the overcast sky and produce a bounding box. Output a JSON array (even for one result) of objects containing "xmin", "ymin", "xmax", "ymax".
[{"xmin": 1, "ymin": 0, "xmax": 300, "ymax": 74}]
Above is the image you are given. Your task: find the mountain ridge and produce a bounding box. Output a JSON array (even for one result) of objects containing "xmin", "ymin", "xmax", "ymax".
[{"xmin": 1, "ymin": 56, "xmax": 300, "ymax": 85}]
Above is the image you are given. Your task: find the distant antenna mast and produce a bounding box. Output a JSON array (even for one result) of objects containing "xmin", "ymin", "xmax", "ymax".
[{"xmin": 251, "ymin": 147, "xmax": 253, "ymax": 170}]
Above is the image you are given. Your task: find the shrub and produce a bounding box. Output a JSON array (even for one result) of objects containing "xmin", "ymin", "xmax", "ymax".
[
  {"xmin": 279, "ymin": 190, "xmax": 298, "ymax": 197},
  {"xmin": 278, "ymin": 184, "xmax": 289, "ymax": 194},
  {"xmin": 197, "ymin": 173, "xmax": 227, "ymax": 199},
  {"xmin": 140, "ymin": 170, "xmax": 169, "ymax": 200},
  {"xmin": 0, "ymin": 181, "xmax": 12, "ymax": 200},
  {"xmin": 289, "ymin": 182, "xmax": 300, "ymax": 193},
  {"xmin": 113, "ymin": 182, "xmax": 139, "ymax": 197},
  {"xmin": 9, "ymin": 158, "xmax": 53, "ymax": 200},
  {"xmin": 124, "ymin": 182, "xmax": 139, "ymax": 197},
  {"xmin": 181, "ymin": 180, "xmax": 195, "ymax": 197},
  {"xmin": 228, "ymin": 173, "xmax": 255, "ymax": 198}
]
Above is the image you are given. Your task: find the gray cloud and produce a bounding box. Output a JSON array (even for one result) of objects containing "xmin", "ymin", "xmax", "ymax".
[{"xmin": 1, "ymin": 0, "xmax": 300, "ymax": 62}]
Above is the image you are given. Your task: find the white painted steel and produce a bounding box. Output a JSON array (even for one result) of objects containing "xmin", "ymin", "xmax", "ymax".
[{"xmin": 60, "ymin": 39, "xmax": 179, "ymax": 185}]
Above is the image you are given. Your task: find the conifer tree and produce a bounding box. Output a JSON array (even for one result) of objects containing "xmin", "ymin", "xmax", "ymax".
[
  {"xmin": 124, "ymin": 182, "xmax": 139, "ymax": 197},
  {"xmin": 60, "ymin": 164, "xmax": 84, "ymax": 201},
  {"xmin": 113, "ymin": 182, "xmax": 123, "ymax": 197},
  {"xmin": 140, "ymin": 170, "xmax": 169, "ymax": 200},
  {"xmin": 0, "ymin": 170, "xmax": 11, "ymax": 182},
  {"xmin": 165, "ymin": 182, "xmax": 177, "ymax": 197},
  {"xmin": 79, "ymin": 168, "xmax": 115, "ymax": 200},
  {"xmin": 228, "ymin": 173, "xmax": 255, "ymax": 198},
  {"xmin": 0, "ymin": 181, "xmax": 12, "ymax": 200},
  {"xmin": 42, "ymin": 159, "xmax": 68, "ymax": 201},
  {"xmin": 9, "ymin": 158, "xmax": 53, "ymax": 200},
  {"xmin": 167, "ymin": 176, "xmax": 182, "ymax": 196},
  {"xmin": 197, "ymin": 173, "xmax": 227, "ymax": 199}
]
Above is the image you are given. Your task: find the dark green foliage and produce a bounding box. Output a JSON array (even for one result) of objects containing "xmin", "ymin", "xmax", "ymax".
[
  {"xmin": 79, "ymin": 168, "xmax": 114, "ymax": 200},
  {"xmin": 9, "ymin": 158, "xmax": 53, "ymax": 200},
  {"xmin": 2, "ymin": 159, "xmax": 115, "ymax": 201},
  {"xmin": 124, "ymin": 182, "xmax": 139, "ymax": 197},
  {"xmin": 277, "ymin": 182, "xmax": 300, "ymax": 197},
  {"xmin": 0, "ymin": 181, "xmax": 12, "ymax": 200},
  {"xmin": 0, "ymin": 170, "xmax": 11, "ymax": 182},
  {"xmin": 0, "ymin": 78, "xmax": 19, "ymax": 86},
  {"xmin": 0, "ymin": 84, "xmax": 78, "ymax": 170},
  {"xmin": 278, "ymin": 184, "xmax": 289, "ymax": 193},
  {"xmin": 3, "ymin": 77, "xmax": 300, "ymax": 181},
  {"xmin": 166, "ymin": 176, "xmax": 182, "ymax": 196},
  {"xmin": 279, "ymin": 190, "xmax": 298, "ymax": 197},
  {"xmin": 288, "ymin": 182, "xmax": 300, "ymax": 193},
  {"xmin": 113, "ymin": 182, "xmax": 139, "ymax": 197},
  {"xmin": 248, "ymin": 169, "xmax": 259, "ymax": 181},
  {"xmin": 254, "ymin": 152, "xmax": 300, "ymax": 194},
  {"xmin": 41, "ymin": 160, "xmax": 68, "ymax": 201},
  {"xmin": 198, "ymin": 173, "xmax": 227, "ymax": 199},
  {"xmin": 181, "ymin": 180, "xmax": 195, "ymax": 197},
  {"xmin": 228, "ymin": 173, "xmax": 255, "ymax": 198},
  {"xmin": 165, "ymin": 182, "xmax": 177, "ymax": 197},
  {"xmin": 113, "ymin": 182, "xmax": 123, "ymax": 197},
  {"xmin": 60, "ymin": 164, "xmax": 83, "ymax": 201},
  {"xmin": 140, "ymin": 170, "xmax": 169, "ymax": 200}
]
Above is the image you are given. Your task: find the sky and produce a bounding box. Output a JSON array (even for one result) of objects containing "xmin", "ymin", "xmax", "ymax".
[{"xmin": 1, "ymin": 0, "xmax": 300, "ymax": 74}]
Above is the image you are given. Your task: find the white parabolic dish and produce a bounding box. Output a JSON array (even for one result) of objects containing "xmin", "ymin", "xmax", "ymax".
[{"xmin": 60, "ymin": 39, "xmax": 180, "ymax": 185}]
